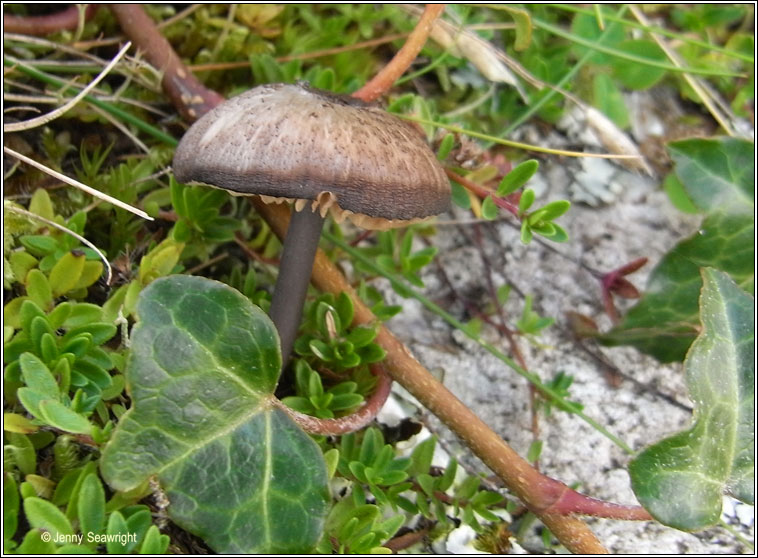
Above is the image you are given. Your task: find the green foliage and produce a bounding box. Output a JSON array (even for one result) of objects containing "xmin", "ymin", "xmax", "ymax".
[
  {"xmin": 10, "ymin": 207, "xmax": 103, "ymax": 301},
  {"xmin": 602, "ymin": 137, "xmax": 754, "ymax": 362},
  {"xmin": 282, "ymin": 359, "xmax": 364, "ymax": 418},
  {"xmin": 294, "ymin": 292, "xmax": 386, "ymax": 373},
  {"xmin": 537, "ymin": 371, "xmax": 584, "ymax": 416},
  {"xmin": 4, "ymin": 298, "xmax": 118, "ymax": 422},
  {"xmin": 516, "ymin": 294, "xmax": 556, "ymax": 336},
  {"xmin": 169, "ymin": 178, "xmax": 241, "ymax": 252},
  {"xmin": 356, "ymin": 227, "xmax": 439, "ymax": 288},
  {"xmin": 329, "ymin": 431, "xmax": 507, "ymax": 544},
  {"xmin": 630, "ymin": 269, "xmax": 754, "ymax": 530},
  {"xmin": 3, "ymin": 4, "xmax": 754, "ymax": 554},
  {"xmin": 100, "ymin": 276, "xmax": 329, "ymax": 553}
]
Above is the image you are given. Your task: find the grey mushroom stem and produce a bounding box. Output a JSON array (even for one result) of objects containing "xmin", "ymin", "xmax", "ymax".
[{"xmin": 269, "ymin": 206, "xmax": 326, "ymax": 365}]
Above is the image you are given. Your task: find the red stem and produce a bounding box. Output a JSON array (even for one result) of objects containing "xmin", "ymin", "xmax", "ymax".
[
  {"xmin": 276, "ymin": 364, "xmax": 393, "ymax": 435},
  {"xmin": 353, "ymin": 4, "xmax": 446, "ymax": 103},
  {"xmin": 446, "ymin": 169, "xmax": 521, "ymax": 217}
]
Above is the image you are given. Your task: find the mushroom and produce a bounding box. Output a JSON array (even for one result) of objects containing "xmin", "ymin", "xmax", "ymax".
[{"xmin": 173, "ymin": 82, "xmax": 450, "ymax": 365}]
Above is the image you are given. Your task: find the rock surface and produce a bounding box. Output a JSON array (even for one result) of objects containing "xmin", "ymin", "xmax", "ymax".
[{"xmin": 373, "ymin": 130, "xmax": 754, "ymax": 553}]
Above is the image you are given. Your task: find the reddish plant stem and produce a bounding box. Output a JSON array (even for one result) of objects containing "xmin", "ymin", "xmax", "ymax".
[
  {"xmin": 3, "ymin": 4, "xmax": 100, "ymax": 35},
  {"xmin": 352, "ymin": 4, "xmax": 446, "ymax": 103},
  {"xmin": 446, "ymin": 168, "xmax": 521, "ymax": 217},
  {"xmin": 275, "ymin": 364, "xmax": 393, "ymax": 436},
  {"xmin": 383, "ymin": 527, "xmax": 430, "ymax": 552}
]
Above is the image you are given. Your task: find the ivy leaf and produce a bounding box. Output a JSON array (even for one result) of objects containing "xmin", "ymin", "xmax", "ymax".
[
  {"xmin": 667, "ymin": 137, "xmax": 754, "ymax": 213},
  {"xmin": 629, "ymin": 269, "xmax": 754, "ymax": 530},
  {"xmin": 100, "ymin": 276, "xmax": 329, "ymax": 553},
  {"xmin": 601, "ymin": 137, "xmax": 754, "ymax": 362}
]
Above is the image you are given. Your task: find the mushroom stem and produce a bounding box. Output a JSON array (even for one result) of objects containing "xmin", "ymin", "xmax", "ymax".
[{"xmin": 269, "ymin": 206, "xmax": 326, "ymax": 364}]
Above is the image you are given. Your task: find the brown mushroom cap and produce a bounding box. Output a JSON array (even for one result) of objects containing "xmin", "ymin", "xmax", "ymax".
[{"xmin": 172, "ymin": 82, "xmax": 450, "ymax": 229}]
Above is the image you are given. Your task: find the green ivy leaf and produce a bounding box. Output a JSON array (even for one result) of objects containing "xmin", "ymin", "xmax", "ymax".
[
  {"xmin": 668, "ymin": 137, "xmax": 754, "ymax": 212},
  {"xmin": 100, "ymin": 275, "xmax": 329, "ymax": 553},
  {"xmin": 601, "ymin": 137, "xmax": 754, "ymax": 361},
  {"xmin": 629, "ymin": 269, "xmax": 754, "ymax": 530}
]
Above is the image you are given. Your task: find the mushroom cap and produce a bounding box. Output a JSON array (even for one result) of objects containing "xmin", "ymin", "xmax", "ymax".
[{"xmin": 172, "ymin": 82, "xmax": 450, "ymax": 227}]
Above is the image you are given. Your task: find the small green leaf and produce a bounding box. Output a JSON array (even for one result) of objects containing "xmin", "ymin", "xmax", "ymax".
[
  {"xmin": 527, "ymin": 440, "xmax": 543, "ymax": 462},
  {"xmin": 74, "ymin": 261, "xmax": 104, "ymax": 290},
  {"xmin": 139, "ymin": 525, "xmax": 170, "ymax": 554},
  {"xmin": 518, "ymin": 189, "xmax": 535, "ymax": 213},
  {"xmin": 5, "ymin": 432, "xmax": 37, "ymax": 475},
  {"xmin": 20, "ymin": 235, "xmax": 58, "ymax": 257},
  {"xmin": 629, "ymin": 269, "xmax": 754, "ymax": 530},
  {"xmin": 49, "ymin": 251, "xmax": 86, "ymax": 297},
  {"xmin": 20, "ymin": 353, "xmax": 59, "ymax": 399},
  {"xmin": 497, "ymin": 160, "xmax": 539, "ymax": 196},
  {"xmin": 437, "ymin": 133, "xmax": 455, "ymax": 161},
  {"xmin": 450, "ymin": 182, "xmax": 472, "ymax": 210},
  {"xmin": 105, "ymin": 511, "xmax": 130, "ymax": 553},
  {"xmin": 26, "ymin": 269, "xmax": 53, "ymax": 311},
  {"xmin": 520, "ymin": 221, "xmax": 533, "ymax": 244},
  {"xmin": 24, "ymin": 496, "xmax": 74, "ymax": 539},
  {"xmin": 17, "ymin": 529, "xmax": 58, "ymax": 554},
  {"xmin": 536, "ymin": 200, "xmax": 571, "ymax": 221},
  {"xmin": 592, "ymin": 73, "xmax": 629, "ymax": 129},
  {"xmin": 3, "ymin": 412, "xmax": 39, "ymax": 434},
  {"xmin": 78, "ymin": 474, "xmax": 106, "ymax": 537},
  {"xmin": 29, "ymin": 188, "xmax": 55, "ymax": 220},
  {"xmin": 481, "ymin": 196, "xmax": 498, "ymax": 220},
  {"xmin": 4, "ymin": 473, "xmax": 20, "ymax": 538},
  {"xmin": 38, "ymin": 400, "xmax": 93, "ymax": 435}
]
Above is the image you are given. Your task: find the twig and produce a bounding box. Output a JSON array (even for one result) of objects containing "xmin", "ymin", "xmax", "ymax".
[
  {"xmin": 276, "ymin": 364, "xmax": 393, "ymax": 436},
  {"xmin": 110, "ymin": 5, "xmax": 225, "ymax": 122},
  {"xmin": 352, "ymin": 4, "xmax": 446, "ymax": 103}
]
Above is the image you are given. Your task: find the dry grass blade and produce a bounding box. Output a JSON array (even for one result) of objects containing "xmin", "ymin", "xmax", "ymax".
[
  {"xmin": 629, "ymin": 5, "xmax": 746, "ymax": 138},
  {"xmin": 402, "ymin": 4, "xmax": 528, "ymax": 101},
  {"xmin": 4, "ymin": 42, "xmax": 132, "ymax": 133},
  {"xmin": 3, "ymin": 146, "xmax": 153, "ymax": 221}
]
